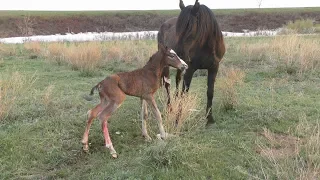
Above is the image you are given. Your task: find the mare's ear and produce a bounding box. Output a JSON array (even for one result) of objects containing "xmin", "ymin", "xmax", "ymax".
[
  {"xmin": 191, "ymin": 0, "xmax": 200, "ymax": 16},
  {"xmin": 179, "ymin": 0, "xmax": 185, "ymax": 10}
]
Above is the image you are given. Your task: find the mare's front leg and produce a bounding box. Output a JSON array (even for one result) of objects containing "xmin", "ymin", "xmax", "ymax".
[
  {"xmin": 206, "ymin": 62, "xmax": 219, "ymax": 125},
  {"xmin": 162, "ymin": 66, "xmax": 172, "ymax": 111},
  {"xmin": 182, "ymin": 67, "xmax": 196, "ymax": 93},
  {"xmin": 141, "ymin": 99, "xmax": 151, "ymax": 141},
  {"xmin": 175, "ymin": 69, "xmax": 183, "ymax": 97}
]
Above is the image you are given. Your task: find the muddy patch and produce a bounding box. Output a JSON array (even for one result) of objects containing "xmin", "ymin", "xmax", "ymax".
[{"xmin": 256, "ymin": 128, "xmax": 301, "ymax": 159}]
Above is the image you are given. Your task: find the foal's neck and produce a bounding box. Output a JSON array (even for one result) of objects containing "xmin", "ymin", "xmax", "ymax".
[{"xmin": 143, "ymin": 52, "xmax": 165, "ymax": 78}]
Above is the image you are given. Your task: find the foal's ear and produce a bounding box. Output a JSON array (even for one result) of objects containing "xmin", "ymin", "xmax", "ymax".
[
  {"xmin": 159, "ymin": 43, "xmax": 166, "ymax": 52},
  {"xmin": 179, "ymin": 0, "xmax": 185, "ymax": 10},
  {"xmin": 191, "ymin": 0, "xmax": 200, "ymax": 16}
]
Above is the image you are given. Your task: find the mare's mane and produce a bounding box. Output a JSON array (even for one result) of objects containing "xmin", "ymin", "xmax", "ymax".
[{"xmin": 176, "ymin": 4, "xmax": 223, "ymax": 53}]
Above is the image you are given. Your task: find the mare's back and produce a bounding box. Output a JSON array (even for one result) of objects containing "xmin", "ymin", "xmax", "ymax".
[{"xmin": 158, "ymin": 17, "xmax": 178, "ymax": 50}]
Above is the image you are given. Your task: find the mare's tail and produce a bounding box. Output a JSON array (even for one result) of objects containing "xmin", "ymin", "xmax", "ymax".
[{"xmin": 83, "ymin": 84, "xmax": 99, "ymax": 101}]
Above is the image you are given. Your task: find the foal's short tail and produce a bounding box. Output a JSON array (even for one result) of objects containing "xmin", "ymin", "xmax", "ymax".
[{"xmin": 83, "ymin": 84, "xmax": 99, "ymax": 101}]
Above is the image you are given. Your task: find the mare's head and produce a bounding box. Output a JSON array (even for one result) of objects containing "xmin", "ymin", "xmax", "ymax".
[
  {"xmin": 176, "ymin": 0, "xmax": 223, "ymax": 60},
  {"xmin": 158, "ymin": 43, "xmax": 188, "ymax": 73}
]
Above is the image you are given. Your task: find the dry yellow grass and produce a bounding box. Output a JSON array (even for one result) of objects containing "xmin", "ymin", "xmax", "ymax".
[
  {"xmin": 24, "ymin": 41, "xmax": 42, "ymax": 54},
  {"xmin": 156, "ymin": 90, "xmax": 205, "ymax": 135},
  {"xmin": 104, "ymin": 41, "xmax": 156, "ymax": 66},
  {"xmin": 218, "ymin": 66, "xmax": 245, "ymax": 110},
  {"xmin": 0, "ymin": 44, "xmax": 17, "ymax": 57},
  {"xmin": 238, "ymin": 35, "xmax": 320, "ymax": 74},
  {"xmin": 46, "ymin": 42, "xmax": 67, "ymax": 65},
  {"xmin": 64, "ymin": 42, "xmax": 102, "ymax": 71},
  {"xmin": 238, "ymin": 42, "xmax": 270, "ymax": 62},
  {"xmin": 42, "ymin": 85, "xmax": 54, "ymax": 108}
]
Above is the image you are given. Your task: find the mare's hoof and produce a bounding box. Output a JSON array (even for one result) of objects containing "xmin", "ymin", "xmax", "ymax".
[{"xmin": 205, "ymin": 119, "xmax": 215, "ymax": 128}]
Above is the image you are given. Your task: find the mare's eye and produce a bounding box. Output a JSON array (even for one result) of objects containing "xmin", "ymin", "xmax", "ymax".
[{"xmin": 169, "ymin": 54, "xmax": 175, "ymax": 58}]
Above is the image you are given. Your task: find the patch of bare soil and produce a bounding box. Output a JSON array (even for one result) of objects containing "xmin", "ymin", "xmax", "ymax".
[
  {"xmin": 0, "ymin": 11, "xmax": 319, "ymax": 38},
  {"xmin": 256, "ymin": 128, "xmax": 301, "ymax": 159}
]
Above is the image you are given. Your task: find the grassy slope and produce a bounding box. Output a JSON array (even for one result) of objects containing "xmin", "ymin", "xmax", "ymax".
[
  {"xmin": 0, "ymin": 36, "xmax": 319, "ymax": 179},
  {"xmin": 1, "ymin": 7, "xmax": 320, "ymax": 17}
]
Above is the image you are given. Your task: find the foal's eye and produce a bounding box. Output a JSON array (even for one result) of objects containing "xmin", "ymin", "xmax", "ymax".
[{"xmin": 169, "ymin": 54, "xmax": 175, "ymax": 58}]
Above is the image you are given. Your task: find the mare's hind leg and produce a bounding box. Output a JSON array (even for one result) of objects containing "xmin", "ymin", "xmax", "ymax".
[
  {"xmin": 206, "ymin": 62, "xmax": 219, "ymax": 125},
  {"xmin": 98, "ymin": 101, "xmax": 120, "ymax": 158},
  {"xmin": 82, "ymin": 103, "xmax": 106, "ymax": 152},
  {"xmin": 141, "ymin": 99, "xmax": 151, "ymax": 141}
]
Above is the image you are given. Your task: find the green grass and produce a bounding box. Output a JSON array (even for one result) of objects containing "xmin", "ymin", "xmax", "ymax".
[
  {"xmin": 0, "ymin": 36, "xmax": 319, "ymax": 179},
  {"xmin": 1, "ymin": 7, "xmax": 320, "ymax": 18}
]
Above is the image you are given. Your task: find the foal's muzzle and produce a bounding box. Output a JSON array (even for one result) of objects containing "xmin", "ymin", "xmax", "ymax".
[{"xmin": 180, "ymin": 63, "xmax": 188, "ymax": 74}]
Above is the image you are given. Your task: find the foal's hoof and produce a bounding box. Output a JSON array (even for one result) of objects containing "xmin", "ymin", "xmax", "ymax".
[
  {"xmin": 82, "ymin": 145, "xmax": 89, "ymax": 153},
  {"xmin": 111, "ymin": 153, "xmax": 118, "ymax": 159},
  {"xmin": 143, "ymin": 135, "xmax": 152, "ymax": 142},
  {"xmin": 156, "ymin": 133, "xmax": 175, "ymax": 140}
]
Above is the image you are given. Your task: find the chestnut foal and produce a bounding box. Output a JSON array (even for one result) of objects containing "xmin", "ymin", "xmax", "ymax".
[{"xmin": 81, "ymin": 44, "xmax": 188, "ymax": 158}]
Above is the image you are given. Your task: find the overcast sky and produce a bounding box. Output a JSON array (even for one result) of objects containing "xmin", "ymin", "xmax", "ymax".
[{"xmin": 1, "ymin": 0, "xmax": 319, "ymax": 10}]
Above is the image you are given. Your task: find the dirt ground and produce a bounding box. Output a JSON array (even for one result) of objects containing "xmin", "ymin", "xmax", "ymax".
[{"xmin": 0, "ymin": 10, "xmax": 320, "ymax": 38}]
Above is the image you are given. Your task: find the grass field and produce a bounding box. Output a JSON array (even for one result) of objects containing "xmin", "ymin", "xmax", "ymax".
[
  {"xmin": 1, "ymin": 7, "xmax": 320, "ymax": 17},
  {"xmin": 0, "ymin": 35, "xmax": 319, "ymax": 179}
]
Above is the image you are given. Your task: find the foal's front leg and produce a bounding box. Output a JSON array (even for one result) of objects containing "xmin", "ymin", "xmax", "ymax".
[
  {"xmin": 141, "ymin": 99, "xmax": 152, "ymax": 141},
  {"xmin": 145, "ymin": 96, "xmax": 166, "ymax": 139}
]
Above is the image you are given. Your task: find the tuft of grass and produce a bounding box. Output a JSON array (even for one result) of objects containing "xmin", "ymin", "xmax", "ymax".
[
  {"xmin": 0, "ymin": 44, "xmax": 17, "ymax": 58},
  {"xmin": 143, "ymin": 139, "xmax": 184, "ymax": 169},
  {"xmin": 46, "ymin": 42, "xmax": 67, "ymax": 65},
  {"xmin": 271, "ymin": 35, "xmax": 320, "ymax": 74},
  {"xmin": 42, "ymin": 85, "xmax": 54, "ymax": 108},
  {"xmin": 0, "ymin": 72, "xmax": 37, "ymax": 120},
  {"xmin": 64, "ymin": 42, "xmax": 103, "ymax": 74},
  {"xmin": 104, "ymin": 40, "xmax": 156, "ymax": 67},
  {"xmin": 23, "ymin": 41, "xmax": 42, "ymax": 54},
  {"xmin": 218, "ymin": 66, "xmax": 245, "ymax": 111},
  {"xmin": 237, "ymin": 34, "xmax": 320, "ymax": 74},
  {"xmin": 157, "ymin": 91, "xmax": 205, "ymax": 135},
  {"xmin": 282, "ymin": 19, "xmax": 316, "ymax": 34}
]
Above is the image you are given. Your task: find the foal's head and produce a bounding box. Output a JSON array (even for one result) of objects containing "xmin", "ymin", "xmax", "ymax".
[{"xmin": 158, "ymin": 43, "xmax": 188, "ymax": 73}]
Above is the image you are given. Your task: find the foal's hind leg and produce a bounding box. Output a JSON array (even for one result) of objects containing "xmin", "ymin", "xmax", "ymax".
[
  {"xmin": 141, "ymin": 99, "xmax": 151, "ymax": 141},
  {"xmin": 98, "ymin": 101, "xmax": 119, "ymax": 158},
  {"xmin": 82, "ymin": 103, "xmax": 106, "ymax": 152}
]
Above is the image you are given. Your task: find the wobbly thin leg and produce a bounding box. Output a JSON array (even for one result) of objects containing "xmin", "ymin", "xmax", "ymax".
[
  {"xmin": 82, "ymin": 103, "xmax": 106, "ymax": 152},
  {"xmin": 98, "ymin": 102, "xmax": 119, "ymax": 158},
  {"xmin": 146, "ymin": 96, "xmax": 166, "ymax": 139},
  {"xmin": 141, "ymin": 99, "xmax": 151, "ymax": 141}
]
